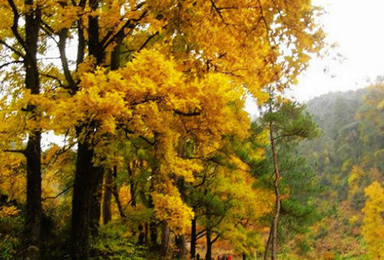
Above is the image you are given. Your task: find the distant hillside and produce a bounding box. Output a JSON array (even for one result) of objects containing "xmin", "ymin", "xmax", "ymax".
[
  {"xmin": 299, "ymin": 85, "xmax": 384, "ymax": 198},
  {"xmin": 295, "ymin": 84, "xmax": 384, "ymax": 258},
  {"xmin": 305, "ymin": 89, "xmax": 366, "ymax": 139}
]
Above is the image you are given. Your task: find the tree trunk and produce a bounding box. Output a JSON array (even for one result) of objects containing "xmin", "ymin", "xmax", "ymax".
[
  {"xmin": 205, "ymin": 229, "xmax": 212, "ymax": 260},
  {"xmin": 144, "ymin": 222, "xmax": 149, "ymax": 245},
  {"xmin": 127, "ymin": 162, "xmax": 137, "ymax": 207},
  {"xmin": 269, "ymin": 119, "xmax": 281, "ymax": 260},
  {"xmin": 71, "ymin": 1, "xmax": 104, "ymax": 258},
  {"xmin": 102, "ymin": 169, "xmax": 113, "ymax": 224},
  {"xmin": 175, "ymin": 174, "xmax": 187, "ymax": 259},
  {"xmin": 160, "ymin": 221, "xmax": 170, "ymax": 257},
  {"xmin": 24, "ymin": 133, "xmax": 42, "ymax": 259},
  {"xmin": 190, "ymin": 217, "xmax": 197, "ymax": 259},
  {"xmin": 175, "ymin": 235, "xmax": 187, "ymax": 259},
  {"xmin": 89, "ymin": 167, "xmax": 104, "ymax": 235},
  {"xmin": 71, "ymin": 140, "xmax": 96, "ymax": 260},
  {"xmin": 23, "ymin": 2, "xmax": 42, "ymax": 258},
  {"xmin": 150, "ymin": 219, "xmax": 158, "ymax": 246},
  {"xmin": 264, "ymin": 225, "xmax": 272, "ymax": 260}
]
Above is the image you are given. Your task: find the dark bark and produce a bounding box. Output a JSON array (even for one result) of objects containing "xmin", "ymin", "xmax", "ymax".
[
  {"xmin": 190, "ymin": 216, "xmax": 197, "ymax": 259},
  {"xmin": 205, "ymin": 229, "xmax": 212, "ymax": 260},
  {"xmin": 89, "ymin": 167, "xmax": 104, "ymax": 235},
  {"xmin": 175, "ymin": 176, "xmax": 187, "ymax": 259},
  {"xmin": 70, "ymin": 1, "xmax": 104, "ymax": 258},
  {"xmin": 150, "ymin": 219, "xmax": 158, "ymax": 246},
  {"xmin": 88, "ymin": 0, "xmax": 103, "ymax": 64},
  {"xmin": 101, "ymin": 34, "xmax": 123, "ymax": 225},
  {"xmin": 138, "ymin": 225, "xmax": 145, "ymax": 245},
  {"xmin": 23, "ymin": 1, "xmax": 42, "ymax": 258},
  {"xmin": 102, "ymin": 169, "xmax": 113, "ymax": 224},
  {"xmin": 149, "ymin": 134, "xmax": 161, "ymax": 248},
  {"xmin": 70, "ymin": 139, "xmax": 97, "ymax": 260},
  {"xmin": 127, "ymin": 162, "xmax": 137, "ymax": 207},
  {"xmin": 111, "ymin": 183, "xmax": 126, "ymax": 219},
  {"xmin": 110, "ymin": 30, "xmax": 123, "ymax": 70},
  {"xmin": 144, "ymin": 222, "xmax": 149, "ymax": 245},
  {"xmin": 24, "ymin": 132, "xmax": 42, "ymax": 259},
  {"xmin": 175, "ymin": 235, "xmax": 187, "ymax": 259},
  {"xmin": 160, "ymin": 221, "xmax": 170, "ymax": 257}
]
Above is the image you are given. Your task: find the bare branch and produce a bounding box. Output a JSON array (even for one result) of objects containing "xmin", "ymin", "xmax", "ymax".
[
  {"xmin": 0, "ymin": 60, "xmax": 23, "ymax": 70},
  {"xmin": 3, "ymin": 149, "xmax": 25, "ymax": 155},
  {"xmin": 0, "ymin": 39, "xmax": 25, "ymax": 58},
  {"xmin": 40, "ymin": 73, "xmax": 66, "ymax": 88},
  {"xmin": 211, "ymin": 234, "xmax": 220, "ymax": 244},
  {"xmin": 42, "ymin": 184, "xmax": 74, "ymax": 201}
]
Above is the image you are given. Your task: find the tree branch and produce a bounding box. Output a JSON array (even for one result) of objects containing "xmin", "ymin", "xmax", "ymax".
[
  {"xmin": 7, "ymin": 0, "xmax": 27, "ymax": 50},
  {"xmin": 0, "ymin": 39, "xmax": 24, "ymax": 58},
  {"xmin": 101, "ymin": 9, "xmax": 149, "ymax": 50},
  {"xmin": 174, "ymin": 110, "xmax": 200, "ymax": 117},
  {"xmin": 196, "ymin": 229, "xmax": 207, "ymax": 240},
  {"xmin": 138, "ymin": 31, "xmax": 159, "ymax": 51},
  {"xmin": 58, "ymin": 29, "xmax": 76, "ymax": 89},
  {"xmin": 211, "ymin": 234, "xmax": 220, "ymax": 244},
  {"xmin": 0, "ymin": 60, "xmax": 23, "ymax": 70},
  {"xmin": 3, "ymin": 149, "xmax": 25, "ymax": 155},
  {"xmin": 40, "ymin": 73, "xmax": 66, "ymax": 88},
  {"xmin": 42, "ymin": 184, "xmax": 74, "ymax": 201}
]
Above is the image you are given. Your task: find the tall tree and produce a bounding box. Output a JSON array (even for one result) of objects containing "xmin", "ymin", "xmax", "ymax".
[
  {"xmin": 0, "ymin": 1, "xmax": 42, "ymax": 258},
  {"xmin": 261, "ymin": 97, "xmax": 319, "ymax": 259}
]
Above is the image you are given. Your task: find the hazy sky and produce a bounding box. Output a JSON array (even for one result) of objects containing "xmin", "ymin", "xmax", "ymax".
[{"xmin": 290, "ymin": 0, "xmax": 384, "ymax": 101}]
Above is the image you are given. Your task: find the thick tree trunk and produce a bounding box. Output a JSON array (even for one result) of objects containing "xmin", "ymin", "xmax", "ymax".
[
  {"xmin": 175, "ymin": 235, "xmax": 187, "ymax": 259},
  {"xmin": 102, "ymin": 169, "xmax": 113, "ymax": 224},
  {"xmin": 23, "ymin": 2, "xmax": 42, "ymax": 258},
  {"xmin": 205, "ymin": 229, "xmax": 212, "ymax": 260},
  {"xmin": 150, "ymin": 219, "xmax": 158, "ymax": 246},
  {"xmin": 71, "ymin": 140, "xmax": 96, "ymax": 260},
  {"xmin": 71, "ymin": 1, "xmax": 104, "ymax": 258},
  {"xmin": 190, "ymin": 217, "xmax": 197, "ymax": 259},
  {"xmin": 160, "ymin": 221, "xmax": 170, "ymax": 257},
  {"xmin": 24, "ymin": 133, "xmax": 42, "ymax": 259}
]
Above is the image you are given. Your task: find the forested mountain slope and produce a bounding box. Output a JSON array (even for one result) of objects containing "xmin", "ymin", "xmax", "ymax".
[{"xmin": 297, "ymin": 82, "xmax": 384, "ymax": 259}]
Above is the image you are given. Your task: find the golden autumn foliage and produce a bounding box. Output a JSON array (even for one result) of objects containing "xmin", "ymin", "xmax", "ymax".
[
  {"xmin": 0, "ymin": 0, "xmax": 325, "ymax": 258},
  {"xmin": 362, "ymin": 181, "xmax": 384, "ymax": 260}
]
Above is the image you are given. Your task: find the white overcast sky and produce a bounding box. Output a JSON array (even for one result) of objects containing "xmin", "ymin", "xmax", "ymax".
[{"xmin": 290, "ymin": 0, "xmax": 384, "ymax": 101}]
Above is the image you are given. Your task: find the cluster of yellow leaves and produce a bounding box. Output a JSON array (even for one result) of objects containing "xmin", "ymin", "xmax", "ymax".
[
  {"xmin": 152, "ymin": 190, "xmax": 194, "ymax": 235},
  {"xmin": 53, "ymin": 48, "xmax": 249, "ymax": 173},
  {"xmin": 0, "ymin": 206, "xmax": 20, "ymax": 217},
  {"xmin": 362, "ymin": 181, "xmax": 384, "ymax": 260},
  {"xmin": 0, "ymin": 153, "xmax": 25, "ymax": 203}
]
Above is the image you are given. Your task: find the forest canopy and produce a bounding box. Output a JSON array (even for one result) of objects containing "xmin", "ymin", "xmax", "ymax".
[{"xmin": 3, "ymin": 0, "xmax": 371, "ymax": 259}]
